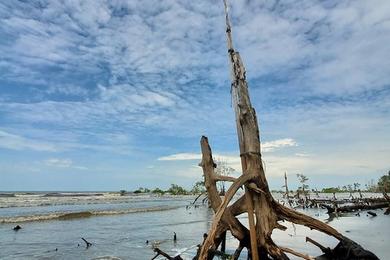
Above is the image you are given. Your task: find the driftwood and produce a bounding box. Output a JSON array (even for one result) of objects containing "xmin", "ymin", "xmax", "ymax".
[
  {"xmin": 194, "ymin": 1, "xmax": 380, "ymax": 259},
  {"xmin": 309, "ymin": 197, "xmax": 387, "ymax": 206},
  {"xmin": 320, "ymin": 203, "xmax": 389, "ymax": 214},
  {"xmin": 152, "ymin": 248, "xmax": 183, "ymax": 260},
  {"xmin": 81, "ymin": 237, "xmax": 92, "ymax": 248},
  {"xmin": 307, "ymin": 236, "xmax": 379, "ymax": 260},
  {"xmin": 383, "ymin": 192, "xmax": 390, "ymax": 215}
]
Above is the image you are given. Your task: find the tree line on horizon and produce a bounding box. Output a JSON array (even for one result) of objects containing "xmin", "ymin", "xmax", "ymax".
[
  {"xmin": 120, "ymin": 170, "xmax": 389, "ymax": 196},
  {"xmin": 284, "ymin": 171, "xmax": 390, "ymax": 194},
  {"xmin": 120, "ymin": 181, "xmax": 206, "ymax": 196}
]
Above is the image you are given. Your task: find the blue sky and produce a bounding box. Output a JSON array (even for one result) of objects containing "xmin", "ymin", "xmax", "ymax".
[{"xmin": 0, "ymin": 0, "xmax": 389, "ymax": 191}]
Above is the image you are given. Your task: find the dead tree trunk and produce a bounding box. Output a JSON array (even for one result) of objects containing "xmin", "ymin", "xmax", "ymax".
[
  {"xmin": 284, "ymin": 172, "xmax": 289, "ymax": 198},
  {"xmin": 283, "ymin": 172, "xmax": 292, "ymax": 207},
  {"xmin": 197, "ymin": 1, "xmax": 379, "ymax": 259}
]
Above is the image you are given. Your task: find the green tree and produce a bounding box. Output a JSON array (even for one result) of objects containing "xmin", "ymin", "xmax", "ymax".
[
  {"xmin": 152, "ymin": 188, "xmax": 165, "ymax": 194},
  {"xmin": 378, "ymin": 171, "xmax": 390, "ymax": 192},
  {"xmin": 296, "ymin": 173, "xmax": 309, "ymax": 197},
  {"xmin": 321, "ymin": 187, "xmax": 341, "ymax": 193},
  {"xmin": 167, "ymin": 184, "xmax": 188, "ymax": 195},
  {"xmin": 133, "ymin": 187, "xmax": 150, "ymax": 193}
]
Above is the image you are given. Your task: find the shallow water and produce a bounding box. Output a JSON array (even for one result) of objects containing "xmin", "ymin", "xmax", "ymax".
[{"xmin": 0, "ymin": 192, "xmax": 389, "ymax": 259}]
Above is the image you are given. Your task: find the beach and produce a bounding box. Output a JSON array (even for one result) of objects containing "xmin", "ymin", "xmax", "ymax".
[{"xmin": 0, "ymin": 192, "xmax": 389, "ymax": 259}]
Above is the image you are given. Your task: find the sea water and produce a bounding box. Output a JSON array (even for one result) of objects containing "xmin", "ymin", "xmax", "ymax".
[{"xmin": 0, "ymin": 192, "xmax": 388, "ymax": 259}]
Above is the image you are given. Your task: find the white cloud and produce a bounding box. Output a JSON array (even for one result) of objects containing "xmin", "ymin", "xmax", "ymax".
[
  {"xmin": 44, "ymin": 158, "xmax": 73, "ymax": 168},
  {"xmin": 262, "ymin": 138, "xmax": 297, "ymax": 152},
  {"xmin": 0, "ymin": 130, "xmax": 57, "ymax": 152},
  {"xmin": 158, "ymin": 138, "xmax": 297, "ymax": 161},
  {"xmin": 43, "ymin": 158, "xmax": 88, "ymax": 170},
  {"xmin": 158, "ymin": 153, "xmax": 201, "ymax": 161}
]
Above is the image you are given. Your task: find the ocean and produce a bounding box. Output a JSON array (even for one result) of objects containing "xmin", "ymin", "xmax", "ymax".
[{"xmin": 0, "ymin": 192, "xmax": 388, "ymax": 259}]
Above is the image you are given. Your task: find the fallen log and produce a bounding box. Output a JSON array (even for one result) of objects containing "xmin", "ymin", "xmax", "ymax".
[
  {"xmin": 315, "ymin": 237, "xmax": 379, "ymax": 260},
  {"xmin": 308, "ymin": 197, "xmax": 388, "ymax": 206},
  {"xmin": 321, "ymin": 203, "xmax": 389, "ymax": 214}
]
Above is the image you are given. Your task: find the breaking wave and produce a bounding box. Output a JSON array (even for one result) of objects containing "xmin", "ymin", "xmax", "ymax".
[{"xmin": 0, "ymin": 206, "xmax": 181, "ymax": 223}]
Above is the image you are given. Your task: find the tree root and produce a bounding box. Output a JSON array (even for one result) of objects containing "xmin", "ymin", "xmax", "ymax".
[{"xmin": 151, "ymin": 248, "xmax": 183, "ymax": 260}]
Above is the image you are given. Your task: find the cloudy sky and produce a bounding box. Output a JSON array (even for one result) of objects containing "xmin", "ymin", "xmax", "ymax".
[{"xmin": 0, "ymin": 0, "xmax": 389, "ymax": 191}]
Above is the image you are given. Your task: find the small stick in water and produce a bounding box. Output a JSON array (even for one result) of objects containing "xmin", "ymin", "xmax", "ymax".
[
  {"xmin": 173, "ymin": 232, "xmax": 177, "ymax": 242},
  {"xmin": 81, "ymin": 237, "xmax": 92, "ymax": 248}
]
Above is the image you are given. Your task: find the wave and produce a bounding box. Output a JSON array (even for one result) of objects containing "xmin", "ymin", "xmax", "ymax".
[
  {"xmin": 0, "ymin": 193, "xmax": 15, "ymax": 197},
  {"xmin": 0, "ymin": 193, "xmax": 193, "ymax": 209},
  {"xmin": 0, "ymin": 206, "xmax": 181, "ymax": 223},
  {"xmin": 43, "ymin": 192, "xmax": 104, "ymax": 197},
  {"xmin": 92, "ymin": 257, "xmax": 122, "ymax": 260}
]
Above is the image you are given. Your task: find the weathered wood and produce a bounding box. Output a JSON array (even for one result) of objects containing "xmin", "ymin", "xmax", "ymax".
[
  {"xmin": 195, "ymin": 1, "xmax": 380, "ymax": 259},
  {"xmin": 280, "ymin": 246, "xmax": 314, "ymax": 260},
  {"xmin": 321, "ymin": 203, "xmax": 388, "ymax": 214},
  {"xmin": 152, "ymin": 248, "xmax": 183, "ymax": 260},
  {"xmin": 199, "ymin": 136, "xmax": 250, "ymax": 258},
  {"xmin": 306, "ymin": 237, "xmax": 332, "ymax": 255},
  {"xmin": 223, "ymin": 0, "xmax": 259, "ymax": 258},
  {"xmin": 283, "ymin": 172, "xmax": 293, "ymax": 207},
  {"xmin": 315, "ymin": 237, "xmax": 379, "ymax": 260}
]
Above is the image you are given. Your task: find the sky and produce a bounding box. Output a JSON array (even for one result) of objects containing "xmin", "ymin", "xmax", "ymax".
[{"xmin": 0, "ymin": 0, "xmax": 389, "ymax": 191}]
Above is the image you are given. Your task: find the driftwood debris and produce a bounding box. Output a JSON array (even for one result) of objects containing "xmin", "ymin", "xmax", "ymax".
[
  {"xmin": 321, "ymin": 202, "xmax": 388, "ymax": 214},
  {"xmin": 152, "ymin": 248, "xmax": 183, "ymax": 260},
  {"xmin": 383, "ymin": 192, "xmax": 390, "ymax": 215},
  {"xmin": 81, "ymin": 238, "xmax": 92, "ymax": 248},
  {"xmin": 193, "ymin": 1, "xmax": 380, "ymax": 259},
  {"xmin": 318, "ymin": 193, "xmax": 390, "ymax": 215}
]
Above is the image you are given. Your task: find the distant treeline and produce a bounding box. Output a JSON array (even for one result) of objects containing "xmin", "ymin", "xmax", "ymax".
[
  {"xmin": 121, "ymin": 181, "xmax": 205, "ymax": 196},
  {"xmin": 321, "ymin": 172, "xmax": 389, "ymax": 193},
  {"xmin": 121, "ymin": 171, "xmax": 389, "ymax": 196}
]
